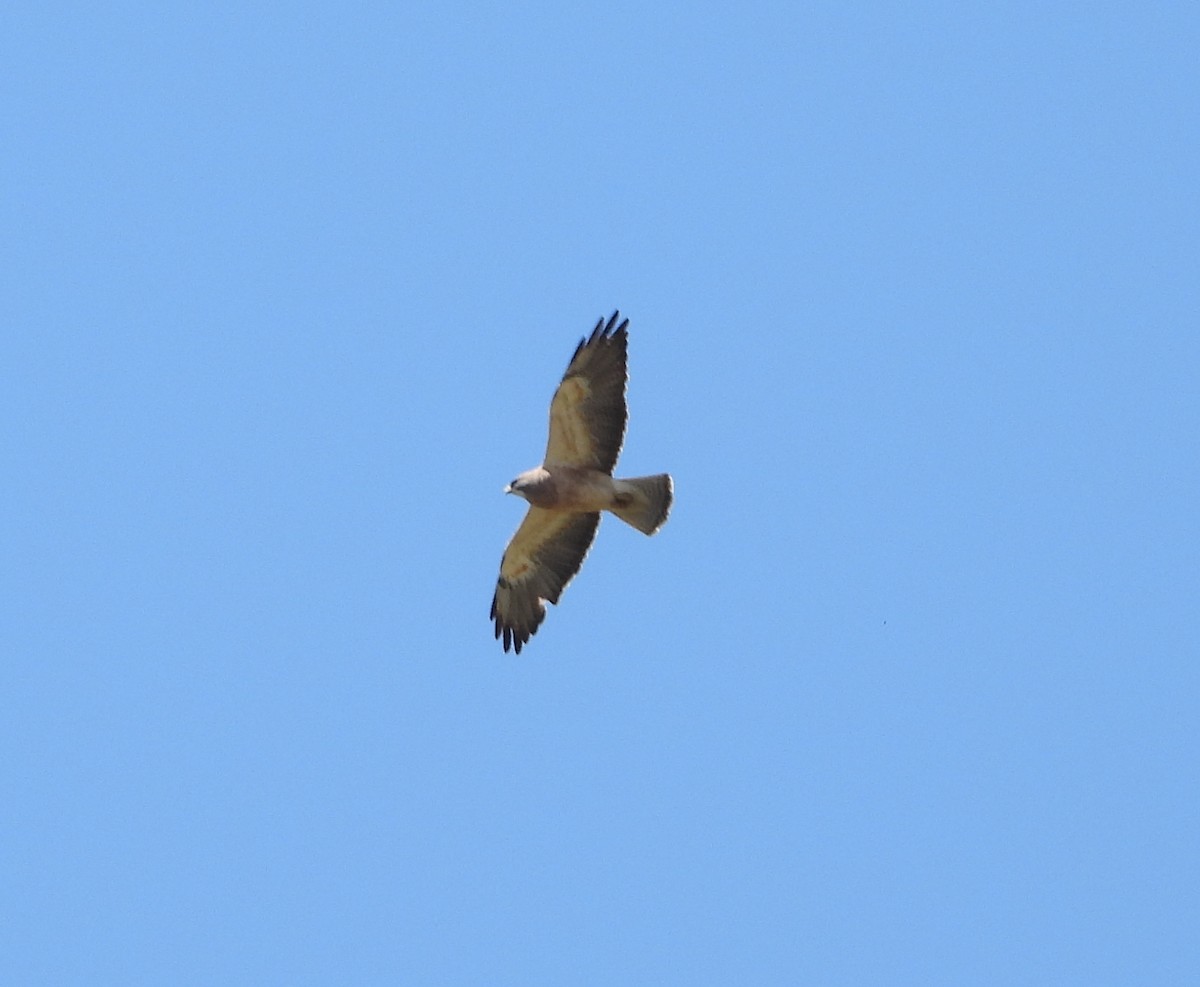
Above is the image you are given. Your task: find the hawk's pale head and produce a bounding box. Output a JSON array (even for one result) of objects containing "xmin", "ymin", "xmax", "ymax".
[{"xmin": 504, "ymin": 468, "xmax": 549, "ymax": 502}]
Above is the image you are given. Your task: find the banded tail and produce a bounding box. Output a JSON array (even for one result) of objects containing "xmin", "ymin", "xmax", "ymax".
[{"xmin": 611, "ymin": 474, "xmax": 673, "ymax": 535}]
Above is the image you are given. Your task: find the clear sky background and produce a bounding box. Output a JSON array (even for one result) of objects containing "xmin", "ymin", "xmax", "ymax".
[{"xmin": 3, "ymin": 3, "xmax": 1197, "ymax": 984}]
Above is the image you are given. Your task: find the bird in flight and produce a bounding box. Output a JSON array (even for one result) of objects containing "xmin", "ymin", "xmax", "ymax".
[{"xmin": 490, "ymin": 311, "xmax": 673, "ymax": 654}]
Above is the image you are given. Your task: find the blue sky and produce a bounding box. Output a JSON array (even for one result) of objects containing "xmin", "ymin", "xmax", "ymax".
[{"xmin": 3, "ymin": 2, "xmax": 1197, "ymax": 983}]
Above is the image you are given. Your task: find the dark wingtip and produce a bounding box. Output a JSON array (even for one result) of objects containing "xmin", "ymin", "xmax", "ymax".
[
  {"xmin": 586, "ymin": 315, "xmax": 607, "ymax": 347},
  {"xmin": 603, "ymin": 310, "xmax": 629, "ymax": 338},
  {"xmin": 568, "ymin": 310, "xmax": 628, "ymax": 369},
  {"xmin": 607, "ymin": 311, "xmax": 629, "ymax": 341}
]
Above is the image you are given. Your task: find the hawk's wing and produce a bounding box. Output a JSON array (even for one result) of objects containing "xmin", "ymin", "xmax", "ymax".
[
  {"xmin": 491, "ymin": 507, "xmax": 601, "ymax": 654},
  {"xmin": 544, "ymin": 312, "xmax": 628, "ymax": 473}
]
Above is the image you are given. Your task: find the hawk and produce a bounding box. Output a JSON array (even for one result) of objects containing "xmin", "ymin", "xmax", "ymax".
[{"xmin": 490, "ymin": 311, "xmax": 673, "ymax": 653}]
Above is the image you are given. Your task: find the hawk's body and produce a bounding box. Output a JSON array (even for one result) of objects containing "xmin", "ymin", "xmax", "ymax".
[{"xmin": 490, "ymin": 312, "xmax": 673, "ymax": 654}]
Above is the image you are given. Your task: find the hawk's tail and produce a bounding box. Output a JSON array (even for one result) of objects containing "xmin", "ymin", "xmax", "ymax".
[{"xmin": 611, "ymin": 474, "xmax": 674, "ymax": 535}]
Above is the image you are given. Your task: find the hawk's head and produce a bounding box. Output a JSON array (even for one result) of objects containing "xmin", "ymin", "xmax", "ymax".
[{"xmin": 504, "ymin": 468, "xmax": 548, "ymax": 502}]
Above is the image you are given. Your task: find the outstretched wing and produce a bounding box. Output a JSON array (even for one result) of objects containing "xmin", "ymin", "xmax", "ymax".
[
  {"xmin": 491, "ymin": 507, "xmax": 601, "ymax": 654},
  {"xmin": 544, "ymin": 312, "xmax": 628, "ymax": 473}
]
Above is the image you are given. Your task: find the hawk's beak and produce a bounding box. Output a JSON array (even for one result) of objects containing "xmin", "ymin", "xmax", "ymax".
[{"xmin": 503, "ymin": 484, "xmax": 514, "ymax": 495}]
